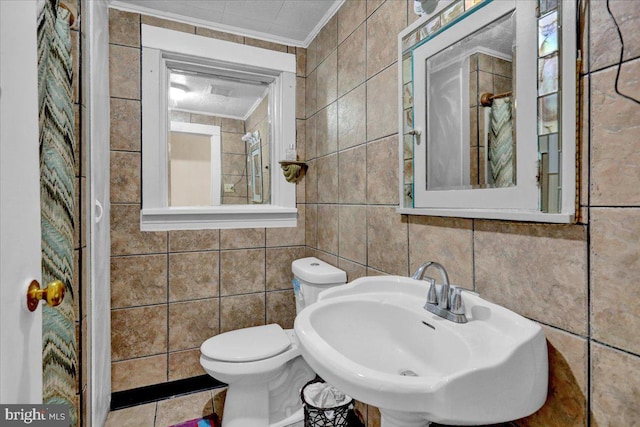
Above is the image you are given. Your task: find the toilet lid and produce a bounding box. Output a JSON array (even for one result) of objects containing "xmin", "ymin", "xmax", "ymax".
[{"xmin": 201, "ymin": 324, "xmax": 291, "ymax": 362}]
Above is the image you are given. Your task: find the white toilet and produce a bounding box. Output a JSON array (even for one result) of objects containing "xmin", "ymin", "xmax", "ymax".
[{"xmin": 200, "ymin": 257, "xmax": 347, "ymax": 427}]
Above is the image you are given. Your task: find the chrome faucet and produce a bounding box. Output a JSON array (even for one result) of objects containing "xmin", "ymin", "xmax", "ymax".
[
  {"xmin": 412, "ymin": 261, "xmax": 450, "ymax": 310},
  {"xmin": 412, "ymin": 261, "xmax": 467, "ymax": 323}
]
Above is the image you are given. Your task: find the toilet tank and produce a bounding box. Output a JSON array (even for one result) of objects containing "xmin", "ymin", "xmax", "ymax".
[{"xmin": 292, "ymin": 257, "xmax": 347, "ymax": 314}]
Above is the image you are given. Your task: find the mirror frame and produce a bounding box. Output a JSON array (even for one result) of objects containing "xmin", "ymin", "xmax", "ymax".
[
  {"xmin": 397, "ymin": 0, "xmax": 577, "ymax": 223},
  {"xmin": 140, "ymin": 25, "xmax": 297, "ymax": 230}
]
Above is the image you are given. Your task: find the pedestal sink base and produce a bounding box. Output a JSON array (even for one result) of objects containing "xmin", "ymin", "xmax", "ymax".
[{"xmin": 380, "ymin": 409, "xmax": 431, "ymax": 427}]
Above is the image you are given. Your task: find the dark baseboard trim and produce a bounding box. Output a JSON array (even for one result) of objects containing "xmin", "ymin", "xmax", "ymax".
[{"xmin": 111, "ymin": 375, "xmax": 226, "ymax": 411}]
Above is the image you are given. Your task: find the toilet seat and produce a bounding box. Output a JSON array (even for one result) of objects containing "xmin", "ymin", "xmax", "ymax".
[
  {"xmin": 200, "ymin": 327, "xmax": 301, "ymax": 383},
  {"xmin": 201, "ymin": 324, "xmax": 291, "ymax": 362}
]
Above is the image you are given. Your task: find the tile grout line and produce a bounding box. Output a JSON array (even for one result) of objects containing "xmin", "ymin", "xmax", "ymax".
[
  {"xmin": 153, "ymin": 401, "xmax": 158, "ymax": 427},
  {"xmin": 264, "ymin": 229, "xmax": 267, "ymax": 325},
  {"xmin": 364, "ymin": 4, "xmax": 370, "ymax": 272},
  {"xmin": 585, "ymin": 0, "xmax": 592, "ymax": 421},
  {"xmin": 218, "ymin": 239, "xmax": 222, "ymax": 337},
  {"xmin": 166, "ymin": 240, "xmax": 170, "ymax": 383}
]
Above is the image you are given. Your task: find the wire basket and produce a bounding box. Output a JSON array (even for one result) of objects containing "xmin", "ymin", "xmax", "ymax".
[{"xmin": 301, "ymin": 378, "xmax": 354, "ymax": 427}]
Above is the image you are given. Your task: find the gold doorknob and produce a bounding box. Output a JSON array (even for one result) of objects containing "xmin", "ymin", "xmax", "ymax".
[{"xmin": 26, "ymin": 280, "xmax": 65, "ymax": 312}]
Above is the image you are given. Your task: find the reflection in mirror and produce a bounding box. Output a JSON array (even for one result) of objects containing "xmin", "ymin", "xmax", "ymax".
[
  {"xmin": 399, "ymin": 0, "xmax": 576, "ymax": 221},
  {"xmin": 167, "ymin": 67, "xmax": 271, "ymax": 205},
  {"xmin": 243, "ymin": 131, "xmax": 264, "ymax": 203},
  {"xmin": 425, "ymin": 10, "xmax": 515, "ymax": 191},
  {"xmin": 249, "ymin": 139, "xmax": 263, "ymax": 203},
  {"xmin": 141, "ymin": 25, "xmax": 298, "ymax": 230},
  {"xmin": 168, "ymin": 122, "xmax": 220, "ymax": 206}
]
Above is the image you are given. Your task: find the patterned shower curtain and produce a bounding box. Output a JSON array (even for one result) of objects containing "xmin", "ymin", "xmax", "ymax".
[
  {"xmin": 488, "ymin": 97, "xmax": 515, "ymax": 187},
  {"xmin": 37, "ymin": 0, "xmax": 77, "ymax": 426}
]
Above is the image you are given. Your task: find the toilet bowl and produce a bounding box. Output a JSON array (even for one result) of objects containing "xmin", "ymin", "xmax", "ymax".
[
  {"xmin": 200, "ymin": 325, "xmax": 313, "ymax": 427},
  {"xmin": 200, "ymin": 257, "xmax": 347, "ymax": 427}
]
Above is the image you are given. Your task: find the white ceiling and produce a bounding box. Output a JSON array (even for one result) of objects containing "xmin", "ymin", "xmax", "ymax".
[
  {"xmin": 169, "ymin": 68, "xmax": 270, "ymax": 119},
  {"xmin": 109, "ymin": 0, "xmax": 344, "ymax": 47}
]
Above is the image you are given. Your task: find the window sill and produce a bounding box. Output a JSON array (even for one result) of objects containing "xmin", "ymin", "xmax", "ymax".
[{"xmin": 140, "ymin": 206, "xmax": 299, "ymax": 231}]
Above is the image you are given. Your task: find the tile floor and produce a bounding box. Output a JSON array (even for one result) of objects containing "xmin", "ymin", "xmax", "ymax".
[
  {"xmin": 103, "ymin": 387, "xmax": 307, "ymax": 427},
  {"xmin": 103, "ymin": 388, "xmax": 510, "ymax": 427},
  {"xmin": 105, "ymin": 390, "xmax": 515, "ymax": 427},
  {"xmin": 104, "ymin": 389, "xmax": 226, "ymax": 427}
]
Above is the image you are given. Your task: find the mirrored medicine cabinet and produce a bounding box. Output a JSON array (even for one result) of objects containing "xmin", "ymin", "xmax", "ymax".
[
  {"xmin": 398, "ymin": 0, "xmax": 577, "ymax": 223},
  {"xmin": 140, "ymin": 25, "xmax": 297, "ymax": 230}
]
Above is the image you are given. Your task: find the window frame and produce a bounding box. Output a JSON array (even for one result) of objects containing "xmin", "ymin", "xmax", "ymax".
[{"xmin": 140, "ymin": 25, "xmax": 298, "ymax": 230}]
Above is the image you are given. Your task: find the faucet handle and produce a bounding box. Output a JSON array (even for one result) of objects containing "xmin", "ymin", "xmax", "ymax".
[
  {"xmin": 449, "ymin": 286, "xmax": 465, "ymax": 315},
  {"xmin": 425, "ymin": 277, "xmax": 438, "ymax": 304}
]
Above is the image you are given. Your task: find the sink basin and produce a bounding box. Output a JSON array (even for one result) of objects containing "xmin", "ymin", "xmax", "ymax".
[{"xmin": 294, "ymin": 276, "xmax": 548, "ymax": 427}]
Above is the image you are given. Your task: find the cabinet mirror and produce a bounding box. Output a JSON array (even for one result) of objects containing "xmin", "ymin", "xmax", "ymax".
[{"xmin": 398, "ymin": 0, "xmax": 577, "ymax": 223}]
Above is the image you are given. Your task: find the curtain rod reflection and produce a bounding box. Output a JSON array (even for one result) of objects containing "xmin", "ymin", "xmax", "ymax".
[{"xmin": 480, "ymin": 91, "xmax": 513, "ymax": 107}]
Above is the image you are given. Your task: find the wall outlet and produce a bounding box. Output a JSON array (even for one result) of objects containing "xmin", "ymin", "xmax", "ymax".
[{"xmin": 224, "ymin": 183, "xmax": 235, "ymax": 193}]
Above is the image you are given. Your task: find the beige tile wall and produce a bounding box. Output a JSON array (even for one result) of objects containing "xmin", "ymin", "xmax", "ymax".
[
  {"xmin": 302, "ymin": 0, "xmax": 640, "ymax": 426},
  {"xmin": 107, "ymin": 1, "xmax": 640, "ymax": 426},
  {"xmin": 108, "ymin": 10, "xmax": 306, "ymax": 392}
]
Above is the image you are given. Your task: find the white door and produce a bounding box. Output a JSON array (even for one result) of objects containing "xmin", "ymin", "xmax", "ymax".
[{"xmin": 0, "ymin": 0, "xmax": 43, "ymax": 403}]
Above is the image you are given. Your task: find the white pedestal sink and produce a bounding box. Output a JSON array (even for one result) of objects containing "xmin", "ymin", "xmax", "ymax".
[{"xmin": 294, "ymin": 276, "xmax": 548, "ymax": 427}]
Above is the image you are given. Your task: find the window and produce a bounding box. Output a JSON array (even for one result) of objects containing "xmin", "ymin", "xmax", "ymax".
[{"xmin": 140, "ymin": 25, "xmax": 298, "ymax": 230}]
